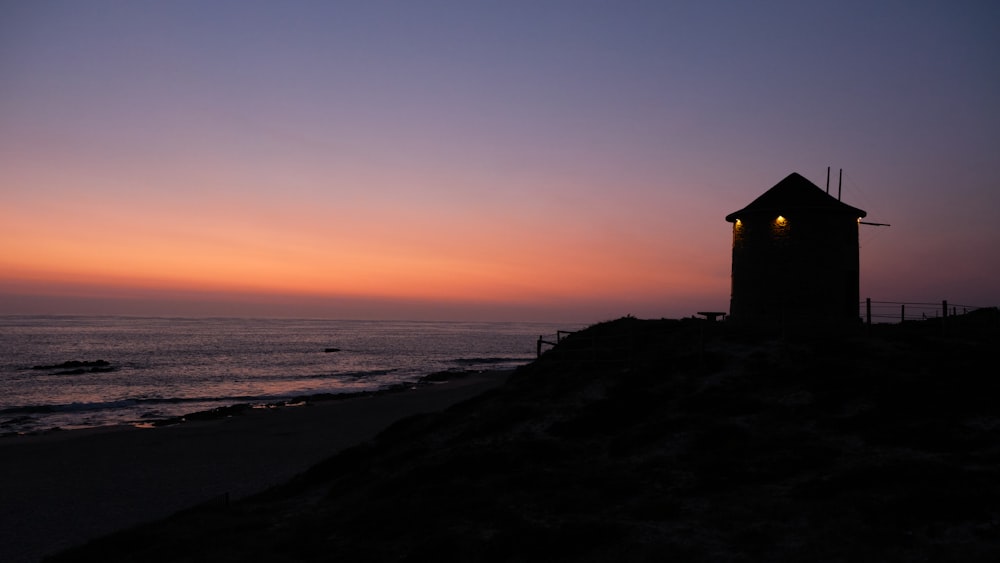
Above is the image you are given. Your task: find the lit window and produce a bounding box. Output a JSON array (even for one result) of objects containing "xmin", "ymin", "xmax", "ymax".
[{"xmin": 775, "ymin": 215, "xmax": 787, "ymax": 226}]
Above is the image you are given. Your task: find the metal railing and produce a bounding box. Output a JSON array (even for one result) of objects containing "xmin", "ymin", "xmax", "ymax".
[
  {"xmin": 536, "ymin": 330, "xmax": 576, "ymax": 357},
  {"xmin": 863, "ymin": 299, "xmax": 985, "ymax": 325}
]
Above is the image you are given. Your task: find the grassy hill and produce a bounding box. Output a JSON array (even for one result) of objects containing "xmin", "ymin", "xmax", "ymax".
[{"xmin": 50, "ymin": 310, "xmax": 1000, "ymax": 562}]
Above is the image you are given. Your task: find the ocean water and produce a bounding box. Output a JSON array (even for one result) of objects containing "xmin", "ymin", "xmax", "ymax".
[{"xmin": 0, "ymin": 316, "xmax": 573, "ymax": 435}]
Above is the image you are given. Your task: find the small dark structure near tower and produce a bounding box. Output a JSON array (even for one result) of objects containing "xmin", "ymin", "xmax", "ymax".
[{"xmin": 725, "ymin": 172, "xmax": 866, "ymax": 326}]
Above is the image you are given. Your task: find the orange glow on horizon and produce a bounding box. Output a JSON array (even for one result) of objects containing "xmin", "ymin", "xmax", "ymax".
[
  {"xmin": 1, "ymin": 200, "xmax": 723, "ymax": 310},
  {"xmin": 0, "ymin": 123, "xmax": 733, "ymax": 321}
]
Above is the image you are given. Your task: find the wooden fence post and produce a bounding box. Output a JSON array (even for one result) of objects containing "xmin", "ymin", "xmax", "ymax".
[{"xmin": 942, "ymin": 300, "xmax": 948, "ymax": 335}]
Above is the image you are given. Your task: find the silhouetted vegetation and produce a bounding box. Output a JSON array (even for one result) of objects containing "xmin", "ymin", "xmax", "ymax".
[{"xmin": 49, "ymin": 310, "xmax": 1000, "ymax": 562}]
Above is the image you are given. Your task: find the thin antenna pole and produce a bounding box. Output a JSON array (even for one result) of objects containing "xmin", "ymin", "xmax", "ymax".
[
  {"xmin": 826, "ymin": 166, "xmax": 830, "ymax": 193},
  {"xmin": 838, "ymin": 168, "xmax": 842, "ymax": 201}
]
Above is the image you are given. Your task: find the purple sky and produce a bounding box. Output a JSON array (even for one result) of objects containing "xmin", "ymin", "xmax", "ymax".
[{"xmin": 2, "ymin": 1, "xmax": 998, "ymax": 322}]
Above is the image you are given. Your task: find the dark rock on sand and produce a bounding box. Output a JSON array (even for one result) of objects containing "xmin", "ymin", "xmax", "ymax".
[
  {"xmin": 48, "ymin": 309, "xmax": 1000, "ymax": 562},
  {"xmin": 151, "ymin": 404, "xmax": 254, "ymax": 427},
  {"xmin": 418, "ymin": 369, "xmax": 477, "ymax": 383},
  {"xmin": 32, "ymin": 360, "xmax": 115, "ymax": 375}
]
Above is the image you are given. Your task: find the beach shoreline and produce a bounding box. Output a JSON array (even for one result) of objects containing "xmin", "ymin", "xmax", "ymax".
[
  {"xmin": 0, "ymin": 370, "xmax": 511, "ymax": 563},
  {"xmin": 1, "ymin": 368, "xmax": 495, "ymax": 439}
]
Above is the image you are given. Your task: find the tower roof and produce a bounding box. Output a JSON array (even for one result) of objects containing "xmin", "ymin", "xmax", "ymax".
[{"xmin": 725, "ymin": 172, "xmax": 867, "ymax": 223}]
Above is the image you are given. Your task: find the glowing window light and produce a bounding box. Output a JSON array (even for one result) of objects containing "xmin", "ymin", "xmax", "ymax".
[{"xmin": 775, "ymin": 215, "xmax": 787, "ymax": 226}]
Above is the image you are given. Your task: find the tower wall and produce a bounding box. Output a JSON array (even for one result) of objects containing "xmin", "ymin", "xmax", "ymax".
[{"xmin": 729, "ymin": 210, "xmax": 860, "ymax": 326}]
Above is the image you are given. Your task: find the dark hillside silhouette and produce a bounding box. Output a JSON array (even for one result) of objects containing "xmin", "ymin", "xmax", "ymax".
[{"xmin": 49, "ymin": 310, "xmax": 1000, "ymax": 562}]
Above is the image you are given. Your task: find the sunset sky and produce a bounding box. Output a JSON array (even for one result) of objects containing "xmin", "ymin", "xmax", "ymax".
[{"xmin": 2, "ymin": 1, "xmax": 998, "ymax": 322}]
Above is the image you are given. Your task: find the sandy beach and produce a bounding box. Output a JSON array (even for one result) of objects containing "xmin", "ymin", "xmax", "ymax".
[{"xmin": 0, "ymin": 371, "xmax": 509, "ymax": 563}]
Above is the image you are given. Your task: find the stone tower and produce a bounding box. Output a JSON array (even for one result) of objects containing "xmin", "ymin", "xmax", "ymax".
[{"xmin": 725, "ymin": 172, "xmax": 866, "ymax": 326}]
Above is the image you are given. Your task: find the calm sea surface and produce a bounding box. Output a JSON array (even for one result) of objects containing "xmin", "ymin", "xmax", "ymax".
[{"xmin": 0, "ymin": 316, "xmax": 574, "ymax": 435}]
